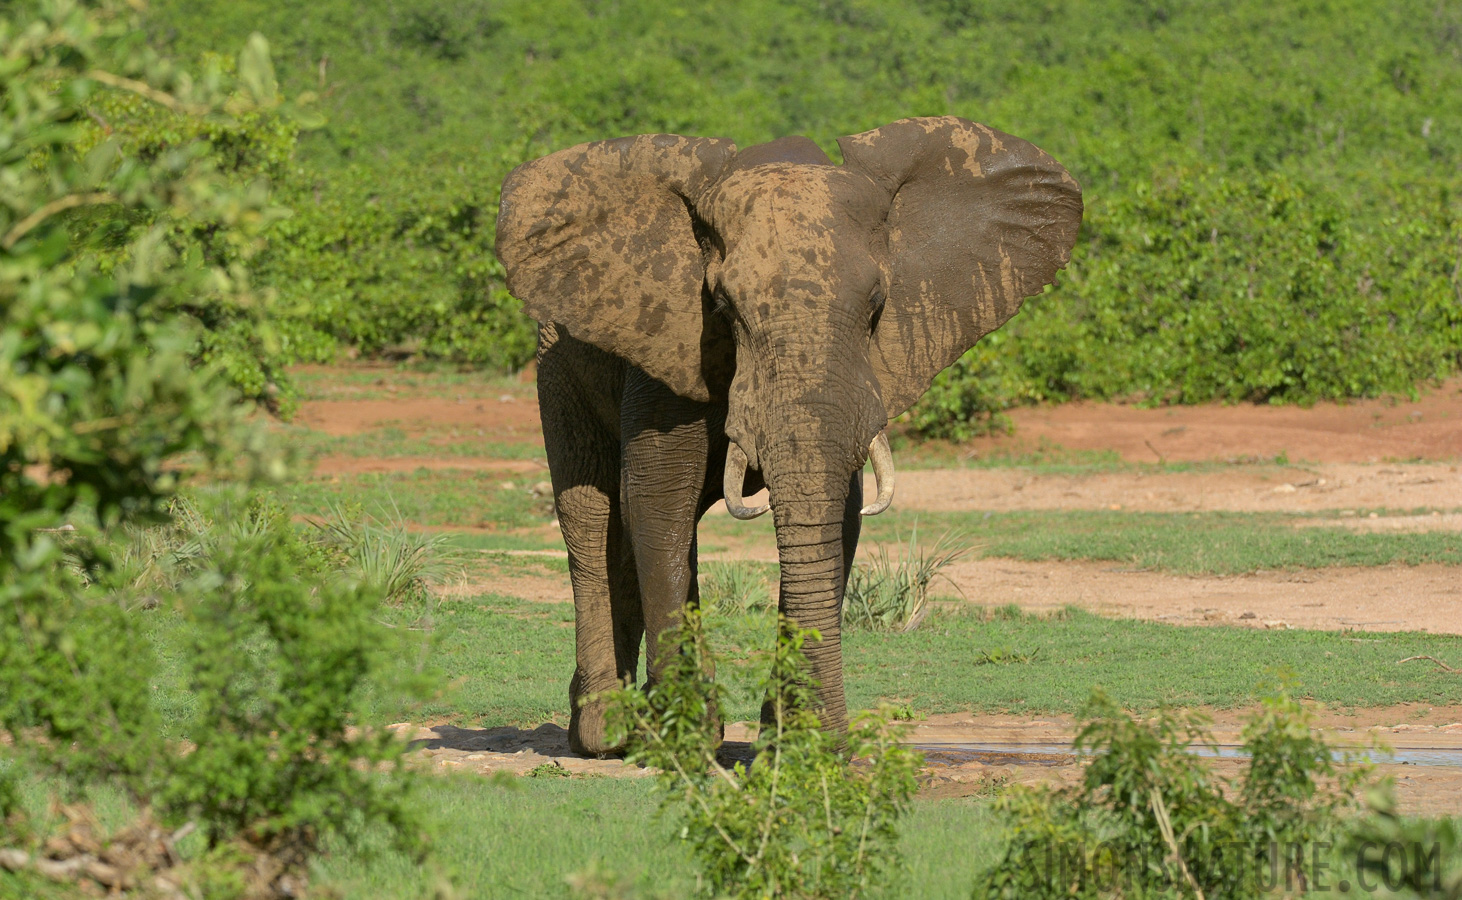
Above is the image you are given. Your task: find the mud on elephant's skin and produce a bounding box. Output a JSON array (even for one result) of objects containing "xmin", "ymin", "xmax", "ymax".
[{"xmin": 495, "ymin": 116, "xmax": 1082, "ymax": 755}]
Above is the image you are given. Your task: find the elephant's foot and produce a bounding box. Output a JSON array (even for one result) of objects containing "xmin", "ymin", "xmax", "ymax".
[{"xmin": 569, "ymin": 669, "xmax": 626, "ymax": 757}]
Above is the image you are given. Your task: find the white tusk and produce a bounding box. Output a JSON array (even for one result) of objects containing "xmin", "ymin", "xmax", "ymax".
[
  {"xmin": 860, "ymin": 431, "xmax": 895, "ymax": 516},
  {"xmin": 723, "ymin": 443, "xmax": 769, "ymax": 520}
]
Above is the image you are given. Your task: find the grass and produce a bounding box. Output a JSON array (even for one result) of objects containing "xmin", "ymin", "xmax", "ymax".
[
  {"xmin": 859, "ymin": 509, "xmax": 1462, "ymax": 575},
  {"xmin": 289, "ymin": 366, "xmax": 532, "ymax": 402},
  {"xmin": 699, "ymin": 560, "xmax": 775, "ymax": 615},
  {"xmin": 843, "ymin": 605, "xmax": 1462, "ymax": 715},
  {"xmin": 283, "ymin": 465, "xmax": 1462, "ymax": 576},
  {"xmin": 274, "ymin": 471, "xmax": 556, "ymax": 530},
  {"xmin": 1, "ymin": 771, "xmax": 1005, "ymax": 900},
  {"xmin": 280, "ymin": 425, "xmax": 548, "ymax": 463},
  {"xmin": 144, "ymin": 587, "xmax": 1462, "ymax": 731},
  {"xmin": 843, "ymin": 528, "xmax": 971, "ymax": 632}
]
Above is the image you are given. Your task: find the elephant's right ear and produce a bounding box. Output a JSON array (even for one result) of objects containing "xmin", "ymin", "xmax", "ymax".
[{"xmin": 495, "ymin": 134, "xmax": 738, "ymax": 402}]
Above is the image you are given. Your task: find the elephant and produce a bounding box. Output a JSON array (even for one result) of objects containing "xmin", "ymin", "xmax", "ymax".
[{"xmin": 495, "ymin": 116, "xmax": 1082, "ymax": 755}]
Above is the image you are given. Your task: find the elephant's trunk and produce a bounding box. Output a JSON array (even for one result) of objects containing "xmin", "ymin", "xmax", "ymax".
[{"xmin": 761, "ymin": 446, "xmax": 859, "ymax": 736}]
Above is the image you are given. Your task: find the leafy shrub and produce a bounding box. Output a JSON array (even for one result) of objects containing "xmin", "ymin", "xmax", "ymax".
[
  {"xmin": 605, "ymin": 609, "xmax": 923, "ymax": 899},
  {"xmin": 843, "ymin": 529, "xmax": 969, "ymax": 632},
  {"xmin": 699, "ymin": 560, "xmax": 774, "ymax": 616},
  {"xmin": 258, "ymin": 158, "xmax": 538, "ymax": 371},
  {"xmin": 910, "ymin": 169, "xmax": 1462, "ymax": 438},
  {"xmin": 158, "ymin": 493, "xmax": 424, "ymax": 860},
  {"xmin": 1343, "ymin": 787, "xmax": 1462, "ymax": 898},
  {"xmin": 974, "ymin": 682, "xmax": 1365, "ymax": 898},
  {"xmin": 142, "ymin": 0, "xmax": 1462, "ymax": 417},
  {"xmin": 0, "ymin": 4, "xmax": 425, "ymax": 890}
]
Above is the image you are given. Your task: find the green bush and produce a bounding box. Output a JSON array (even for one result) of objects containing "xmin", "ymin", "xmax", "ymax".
[
  {"xmin": 605, "ymin": 610, "xmax": 922, "ymax": 899},
  {"xmin": 974, "ymin": 682, "xmax": 1366, "ymax": 898},
  {"xmin": 258, "ymin": 159, "xmax": 537, "ymax": 370},
  {"xmin": 142, "ymin": 0, "xmax": 1462, "ymax": 414},
  {"xmin": 912, "ymin": 170, "xmax": 1462, "ymax": 438},
  {"xmin": 0, "ymin": 4, "xmax": 426, "ymax": 890},
  {"xmin": 158, "ymin": 492, "xmax": 424, "ymax": 859}
]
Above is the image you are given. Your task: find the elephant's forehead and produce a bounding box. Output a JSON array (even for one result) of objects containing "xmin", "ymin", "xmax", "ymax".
[{"xmin": 706, "ymin": 165, "xmax": 854, "ymax": 233}]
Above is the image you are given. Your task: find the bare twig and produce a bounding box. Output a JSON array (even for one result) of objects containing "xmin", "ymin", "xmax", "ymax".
[
  {"xmin": 1150, "ymin": 787, "xmax": 1206, "ymax": 900},
  {"xmin": 1399, "ymin": 655, "xmax": 1460, "ymax": 674},
  {"xmin": 83, "ymin": 69, "xmax": 209, "ymax": 115},
  {"xmin": 3, "ymin": 192, "xmax": 115, "ymax": 248}
]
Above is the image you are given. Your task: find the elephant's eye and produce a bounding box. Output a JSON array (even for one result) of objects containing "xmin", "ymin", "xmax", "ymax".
[{"xmin": 869, "ymin": 288, "xmax": 886, "ymax": 314}]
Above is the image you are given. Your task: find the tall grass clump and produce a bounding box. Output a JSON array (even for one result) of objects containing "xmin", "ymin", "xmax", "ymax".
[
  {"xmin": 603, "ymin": 609, "xmax": 922, "ymax": 899},
  {"xmin": 699, "ymin": 561, "xmax": 773, "ymax": 616},
  {"xmin": 843, "ymin": 529, "xmax": 970, "ymax": 633},
  {"xmin": 311, "ymin": 500, "xmax": 458, "ymax": 605}
]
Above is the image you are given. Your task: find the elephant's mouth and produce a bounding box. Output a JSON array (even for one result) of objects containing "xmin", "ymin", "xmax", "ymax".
[{"xmin": 722, "ymin": 432, "xmax": 895, "ymax": 520}]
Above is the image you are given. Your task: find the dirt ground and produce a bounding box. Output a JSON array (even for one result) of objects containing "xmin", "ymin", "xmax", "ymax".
[{"xmin": 294, "ymin": 368, "xmax": 1462, "ymax": 807}]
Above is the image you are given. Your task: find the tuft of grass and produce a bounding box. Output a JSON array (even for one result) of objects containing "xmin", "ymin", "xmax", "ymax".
[
  {"xmin": 310, "ymin": 500, "xmax": 458, "ymax": 605},
  {"xmin": 843, "ymin": 528, "xmax": 971, "ymax": 633},
  {"xmin": 699, "ymin": 561, "xmax": 774, "ymax": 616},
  {"xmin": 974, "ymin": 647, "xmax": 1040, "ymax": 666}
]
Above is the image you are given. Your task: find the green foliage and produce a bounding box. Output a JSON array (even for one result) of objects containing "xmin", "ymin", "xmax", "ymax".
[
  {"xmin": 699, "ymin": 560, "xmax": 773, "ymax": 616},
  {"xmin": 843, "ymin": 529, "xmax": 969, "ymax": 632},
  {"xmin": 916, "ymin": 171, "xmax": 1462, "ymax": 437},
  {"xmin": 258, "ymin": 160, "xmax": 536, "ymax": 370},
  {"xmin": 0, "ymin": 4, "xmax": 425, "ymax": 886},
  {"xmin": 157, "ymin": 492, "xmax": 424, "ymax": 857},
  {"xmin": 0, "ymin": 0, "xmax": 281, "ymax": 802},
  {"xmin": 144, "ymin": 0, "xmax": 1462, "ymax": 411},
  {"xmin": 974, "ymin": 681, "xmax": 1365, "ymax": 898},
  {"xmin": 1344, "ymin": 787, "xmax": 1462, "ymax": 898},
  {"xmin": 605, "ymin": 610, "xmax": 922, "ymax": 899}
]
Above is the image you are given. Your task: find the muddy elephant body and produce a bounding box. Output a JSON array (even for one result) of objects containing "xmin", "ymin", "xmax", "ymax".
[{"xmin": 497, "ymin": 117, "xmax": 1082, "ymax": 755}]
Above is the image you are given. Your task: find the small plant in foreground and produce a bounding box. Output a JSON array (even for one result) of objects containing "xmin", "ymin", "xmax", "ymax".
[
  {"xmin": 699, "ymin": 561, "xmax": 773, "ymax": 616},
  {"xmin": 974, "ymin": 680, "xmax": 1366, "ymax": 898},
  {"xmin": 843, "ymin": 528, "xmax": 970, "ymax": 632},
  {"xmin": 604, "ymin": 609, "xmax": 922, "ymax": 899}
]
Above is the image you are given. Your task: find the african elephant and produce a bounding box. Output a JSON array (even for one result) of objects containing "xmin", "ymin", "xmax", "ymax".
[{"xmin": 496, "ymin": 116, "xmax": 1081, "ymax": 755}]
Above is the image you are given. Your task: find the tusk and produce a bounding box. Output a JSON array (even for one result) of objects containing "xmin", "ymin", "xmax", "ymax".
[
  {"xmin": 860, "ymin": 431, "xmax": 895, "ymax": 516},
  {"xmin": 723, "ymin": 443, "xmax": 769, "ymax": 520}
]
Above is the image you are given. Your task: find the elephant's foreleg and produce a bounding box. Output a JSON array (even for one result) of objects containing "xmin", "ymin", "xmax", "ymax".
[
  {"xmin": 557, "ymin": 480, "xmax": 642, "ymax": 756},
  {"xmin": 538, "ymin": 328, "xmax": 641, "ymax": 756},
  {"xmin": 620, "ymin": 372, "xmax": 715, "ymax": 700}
]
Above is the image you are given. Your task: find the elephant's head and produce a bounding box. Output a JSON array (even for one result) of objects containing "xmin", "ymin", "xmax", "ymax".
[
  {"xmin": 497, "ymin": 117, "xmax": 1080, "ymax": 721},
  {"xmin": 498, "ymin": 117, "xmax": 1080, "ymax": 522}
]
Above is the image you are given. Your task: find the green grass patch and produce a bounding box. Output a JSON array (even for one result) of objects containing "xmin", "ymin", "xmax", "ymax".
[
  {"xmin": 290, "ymin": 366, "xmax": 532, "ymax": 402},
  {"xmin": 274, "ymin": 472, "xmax": 555, "ymax": 530},
  {"xmin": 146, "ymin": 588, "xmax": 1459, "ymax": 730},
  {"xmin": 1, "ymin": 770, "xmax": 1004, "ymax": 899},
  {"xmin": 856, "ymin": 509, "xmax": 1462, "ymax": 575},
  {"xmin": 280, "ymin": 425, "xmax": 547, "ymax": 462},
  {"xmin": 844, "ymin": 606, "xmax": 1462, "ymax": 715}
]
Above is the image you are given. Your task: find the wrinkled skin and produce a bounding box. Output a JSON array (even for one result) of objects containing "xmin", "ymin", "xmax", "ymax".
[{"xmin": 497, "ymin": 117, "xmax": 1082, "ymax": 755}]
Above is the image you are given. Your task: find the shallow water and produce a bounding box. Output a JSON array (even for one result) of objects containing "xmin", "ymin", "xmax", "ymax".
[{"xmin": 915, "ymin": 742, "xmax": 1462, "ymax": 768}]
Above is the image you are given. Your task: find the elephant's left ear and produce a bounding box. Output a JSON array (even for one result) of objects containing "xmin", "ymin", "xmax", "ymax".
[{"xmin": 838, "ymin": 117, "xmax": 1083, "ymax": 417}]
